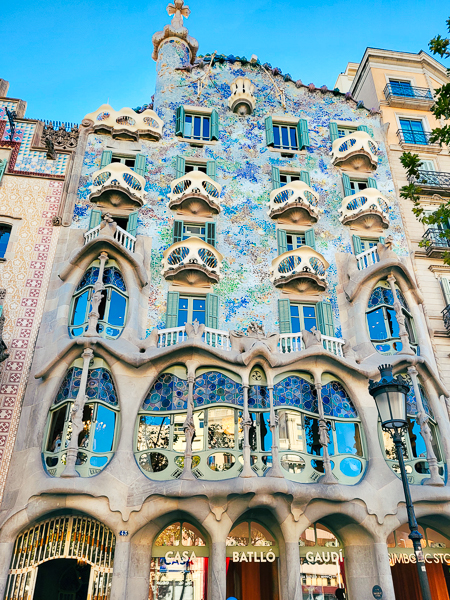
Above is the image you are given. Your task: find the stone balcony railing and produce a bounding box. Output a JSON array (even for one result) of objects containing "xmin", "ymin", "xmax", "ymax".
[
  {"xmin": 161, "ymin": 237, "xmax": 223, "ymax": 286},
  {"xmin": 168, "ymin": 170, "xmax": 222, "ymax": 216},
  {"xmin": 83, "ymin": 104, "xmax": 163, "ymax": 141},
  {"xmin": 355, "ymin": 246, "xmax": 380, "ymax": 270},
  {"xmin": 278, "ymin": 331, "xmax": 345, "ymax": 356},
  {"xmin": 268, "ymin": 180, "xmax": 320, "ymax": 224},
  {"xmin": 270, "ymin": 246, "xmax": 329, "ymax": 294},
  {"xmin": 339, "ymin": 188, "xmax": 389, "ymax": 230},
  {"xmin": 84, "ymin": 223, "xmax": 137, "ymax": 253},
  {"xmin": 89, "ymin": 162, "xmax": 146, "ymax": 212},
  {"xmin": 332, "ymin": 131, "xmax": 378, "ymax": 171}
]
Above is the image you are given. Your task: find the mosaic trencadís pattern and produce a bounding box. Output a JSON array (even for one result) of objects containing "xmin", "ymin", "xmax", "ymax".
[
  {"xmin": 54, "ymin": 367, "xmax": 118, "ymax": 406},
  {"xmin": 248, "ymin": 385, "xmax": 270, "ymax": 409}
]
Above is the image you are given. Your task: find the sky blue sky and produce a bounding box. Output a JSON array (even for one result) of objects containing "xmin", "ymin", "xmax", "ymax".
[{"xmin": 1, "ymin": 0, "xmax": 448, "ymax": 124}]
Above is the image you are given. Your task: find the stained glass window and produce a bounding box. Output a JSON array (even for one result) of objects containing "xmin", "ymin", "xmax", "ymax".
[
  {"xmin": 321, "ymin": 381, "xmax": 357, "ymax": 419},
  {"xmin": 142, "ymin": 373, "xmax": 189, "ymax": 411},
  {"xmin": 273, "ymin": 376, "xmax": 318, "ymax": 412},
  {"xmin": 193, "ymin": 371, "xmax": 243, "ymax": 408},
  {"xmin": 54, "ymin": 367, "xmax": 118, "ymax": 406}
]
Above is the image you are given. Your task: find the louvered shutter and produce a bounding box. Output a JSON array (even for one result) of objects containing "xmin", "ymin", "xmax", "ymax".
[
  {"xmin": 357, "ymin": 125, "xmax": 370, "ymax": 135},
  {"xmin": 278, "ymin": 299, "xmax": 292, "ymax": 334},
  {"xmin": 271, "ymin": 165, "xmax": 281, "ymax": 190},
  {"xmin": 300, "ymin": 171, "xmax": 311, "ymax": 187},
  {"xmin": 175, "ymin": 156, "xmax": 185, "ymax": 179},
  {"xmin": 173, "ymin": 220, "xmax": 184, "ymax": 243},
  {"xmin": 175, "ymin": 106, "xmax": 185, "ymax": 136},
  {"xmin": 329, "ymin": 122, "xmax": 339, "ymax": 143},
  {"xmin": 316, "ymin": 301, "xmax": 335, "ymax": 337},
  {"xmin": 0, "ymin": 159, "xmax": 7, "ymax": 183},
  {"xmin": 88, "ymin": 209, "xmax": 102, "ymax": 231},
  {"xmin": 305, "ymin": 228, "xmax": 316, "ymax": 250},
  {"xmin": 206, "ymin": 222, "xmax": 216, "ymax": 247},
  {"xmin": 265, "ymin": 116, "xmax": 274, "ymax": 146},
  {"xmin": 297, "ymin": 119, "xmax": 310, "ymax": 149},
  {"xmin": 277, "ymin": 229, "xmax": 287, "ymax": 255},
  {"xmin": 440, "ymin": 278, "xmax": 450, "ymax": 306},
  {"xmin": 367, "ymin": 177, "xmax": 377, "ymax": 189},
  {"xmin": 342, "ymin": 173, "xmax": 352, "ymax": 197},
  {"xmin": 210, "ymin": 109, "xmax": 219, "ymax": 141},
  {"xmin": 134, "ymin": 154, "xmax": 146, "ymax": 177},
  {"xmin": 206, "ymin": 293, "xmax": 219, "ymax": 329},
  {"xmin": 352, "ymin": 235, "xmax": 362, "ymax": 255},
  {"xmin": 166, "ymin": 292, "xmax": 180, "ymax": 328},
  {"xmin": 206, "ymin": 160, "xmax": 217, "ymax": 181},
  {"xmin": 100, "ymin": 150, "xmax": 112, "ymax": 168},
  {"xmin": 127, "ymin": 210, "xmax": 139, "ymax": 237}
]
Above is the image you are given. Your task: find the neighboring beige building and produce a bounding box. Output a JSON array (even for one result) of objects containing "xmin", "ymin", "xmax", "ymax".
[{"xmin": 337, "ymin": 48, "xmax": 450, "ymax": 389}]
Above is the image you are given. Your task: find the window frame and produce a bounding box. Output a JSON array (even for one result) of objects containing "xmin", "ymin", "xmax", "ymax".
[
  {"xmin": 110, "ymin": 154, "xmax": 136, "ymax": 169},
  {"xmin": 273, "ymin": 123, "xmax": 299, "ymax": 151},
  {"xmin": 0, "ymin": 223, "xmax": 12, "ymax": 259},
  {"xmin": 289, "ymin": 303, "xmax": 317, "ymax": 333},
  {"xmin": 178, "ymin": 295, "xmax": 207, "ymax": 327}
]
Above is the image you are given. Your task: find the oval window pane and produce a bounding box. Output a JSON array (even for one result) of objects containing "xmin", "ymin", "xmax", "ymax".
[
  {"xmin": 281, "ymin": 454, "xmax": 306, "ymax": 474},
  {"xmin": 108, "ymin": 290, "xmax": 127, "ymax": 326},
  {"xmin": 93, "ymin": 405, "xmax": 116, "ymax": 452},
  {"xmin": 139, "ymin": 452, "xmax": 168, "ymax": 472},
  {"xmin": 46, "ymin": 456, "xmax": 58, "ymax": 467},
  {"xmin": 207, "ymin": 452, "xmax": 236, "ymax": 471},
  {"xmin": 90, "ymin": 455, "xmax": 108, "ymax": 467},
  {"xmin": 339, "ymin": 457, "xmax": 362, "ymax": 477},
  {"xmin": 72, "ymin": 291, "xmax": 89, "ymax": 326}
]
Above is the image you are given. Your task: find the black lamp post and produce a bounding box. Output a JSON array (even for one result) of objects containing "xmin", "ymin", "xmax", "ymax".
[{"xmin": 369, "ymin": 364, "xmax": 432, "ymax": 600}]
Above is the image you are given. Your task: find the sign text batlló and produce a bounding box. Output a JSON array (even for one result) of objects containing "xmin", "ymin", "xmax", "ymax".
[{"xmin": 232, "ymin": 551, "xmax": 276, "ymax": 562}]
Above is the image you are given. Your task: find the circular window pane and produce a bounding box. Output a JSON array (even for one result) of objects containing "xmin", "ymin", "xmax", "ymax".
[
  {"xmin": 414, "ymin": 461, "xmax": 430, "ymax": 474},
  {"xmin": 281, "ymin": 454, "xmax": 306, "ymax": 474},
  {"xmin": 339, "ymin": 457, "xmax": 362, "ymax": 477},
  {"xmin": 139, "ymin": 452, "xmax": 168, "ymax": 472},
  {"xmin": 46, "ymin": 456, "xmax": 58, "ymax": 467},
  {"xmin": 207, "ymin": 452, "xmax": 236, "ymax": 472},
  {"xmin": 90, "ymin": 456, "xmax": 109, "ymax": 467}
]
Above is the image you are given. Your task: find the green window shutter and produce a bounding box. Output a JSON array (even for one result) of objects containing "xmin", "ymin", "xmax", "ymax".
[
  {"xmin": 127, "ymin": 210, "xmax": 139, "ymax": 237},
  {"xmin": 0, "ymin": 159, "xmax": 7, "ymax": 184},
  {"xmin": 352, "ymin": 235, "xmax": 362, "ymax": 255},
  {"xmin": 278, "ymin": 299, "xmax": 292, "ymax": 334},
  {"xmin": 271, "ymin": 165, "xmax": 281, "ymax": 190},
  {"xmin": 329, "ymin": 122, "xmax": 339, "ymax": 144},
  {"xmin": 441, "ymin": 278, "xmax": 450, "ymax": 306},
  {"xmin": 277, "ymin": 229, "xmax": 287, "ymax": 255},
  {"xmin": 206, "ymin": 293, "xmax": 219, "ymax": 329},
  {"xmin": 265, "ymin": 116, "xmax": 274, "ymax": 146},
  {"xmin": 367, "ymin": 177, "xmax": 377, "ymax": 189},
  {"xmin": 210, "ymin": 109, "xmax": 219, "ymax": 141},
  {"xmin": 175, "ymin": 156, "xmax": 186, "ymax": 179},
  {"xmin": 300, "ymin": 171, "xmax": 311, "ymax": 187},
  {"xmin": 206, "ymin": 160, "xmax": 217, "ymax": 181},
  {"xmin": 175, "ymin": 106, "xmax": 185, "ymax": 136},
  {"xmin": 206, "ymin": 222, "xmax": 216, "ymax": 247},
  {"xmin": 316, "ymin": 301, "xmax": 335, "ymax": 337},
  {"xmin": 173, "ymin": 220, "xmax": 184, "ymax": 243},
  {"xmin": 379, "ymin": 236, "xmax": 385, "ymax": 244},
  {"xmin": 0, "ymin": 306, "xmax": 3, "ymax": 318},
  {"xmin": 100, "ymin": 150, "xmax": 112, "ymax": 169},
  {"xmin": 88, "ymin": 209, "xmax": 102, "ymax": 230},
  {"xmin": 305, "ymin": 228, "xmax": 316, "ymax": 250},
  {"xmin": 166, "ymin": 291, "xmax": 180, "ymax": 328},
  {"xmin": 134, "ymin": 154, "xmax": 146, "ymax": 177},
  {"xmin": 297, "ymin": 119, "xmax": 310, "ymax": 149},
  {"xmin": 342, "ymin": 173, "xmax": 352, "ymax": 197},
  {"xmin": 357, "ymin": 125, "xmax": 370, "ymax": 135}
]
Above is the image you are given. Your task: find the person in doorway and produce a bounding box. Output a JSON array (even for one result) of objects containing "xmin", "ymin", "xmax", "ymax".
[{"xmin": 335, "ymin": 588, "xmax": 346, "ymax": 599}]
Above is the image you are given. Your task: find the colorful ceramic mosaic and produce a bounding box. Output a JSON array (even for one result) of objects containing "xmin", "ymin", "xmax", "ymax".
[
  {"xmin": 321, "ymin": 381, "xmax": 358, "ymax": 419},
  {"xmin": 248, "ymin": 385, "xmax": 270, "ymax": 409},
  {"xmin": 142, "ymin": 373, "xmax": 189, "ymax": 411},
  {"xmin": 54, "ymin": 367, "xmax": 118, "ymax": 407},
  {"xmin": 193, "ymin": 371, "xmax": 243, "ymax": 408},
  {"xmin": 273, "ymin": 376, "xmax": 317, "ymax": 412},
  {"xmin": 402, "ymin": 374, "xmax": 433, "ymax": 417},
  {"xmin": 368, "ymin": 286, "xmax": 408, "ymax": 311},
  {"xmin": 76, "ymin": 266, "xmax": 126, "ymax": 292}
]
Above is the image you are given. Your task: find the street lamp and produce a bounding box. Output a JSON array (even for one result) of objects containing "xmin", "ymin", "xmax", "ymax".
[{"xmin": 369, "ymin": 364, "xmax": 432, "ymax": 600}]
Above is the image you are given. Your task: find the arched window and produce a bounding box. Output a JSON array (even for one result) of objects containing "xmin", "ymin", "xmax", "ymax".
[
  {"xmin": 366, "ymin": 280, "xmax": 416, "ymax": 354},
  {"xmin": 381, "ymin": 374, "xmax": 444, "ymax": 484},
  {"xmin": 0, "ymin": 223, "xmax": 11, "ymax": 258},
  {"xmin": 275, "ymin": 374, "xmax": 366, "ymax": 483},
  {"xmin": 43, "ymin": 358, "xmax": 119, "ymax": 477},
  {"xmin": 69, "ymin": 259, "xmax": 128, "ymax": 339}
]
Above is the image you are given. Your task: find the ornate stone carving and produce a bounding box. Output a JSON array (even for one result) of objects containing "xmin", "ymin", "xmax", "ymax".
[
  {"xmin": 51, "ymin": 215, "xmax": 62, "ymax": 227},
  {"xmin": 302, "ymin": 327, "xmax": 322, "ymax": 349},
  {"xmin": 185, "ymin": 319, "xmax": 205, "ymax": 340},
  {"xmin": 152, "ymin": 0, "xmax": 199, "ymax": 62},
  {"xmin": 230, "ymin": 322, "xmax": 279, "ymax": 354},
  {"xmin": 41, "ymin": 122, "xmax": 79, "ymax": 156}
]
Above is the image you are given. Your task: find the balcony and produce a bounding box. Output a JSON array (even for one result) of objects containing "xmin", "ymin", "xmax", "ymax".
[
  {"xmin": 270, "ymin": 246, "xmax": 329, "ymax": 294},
  {"xmin": 384, "ymin": 83, "xmax": 434, "ymax": 110},
  {"xmin": 84, "ymin": 223, "xmax": 136, "ymax": 253},
  {"xmin": 279, "ymin": 332, "xmax": 345, "ymax": 356},
  {"xmin": 397, "ymin": 129, "xmax": 441, "ymax": 152},
  {"xmin": 83, "ymin": 104, "xmax": 163, "ymax": 141},
  {"xmin": 168, "ymin": 171, "xmax": 222, "ymax": 216},
  {"xmin": 228, "ymin": 76, "xmax": 256, "ymax": 115},
  {"xmin": 268, "ymin": 180, "xmax": 320, "ymax": 224},
  {"xmin": 331, "ymin": 131, "xmax": 378, "ymax": 172},
  {"xmin": 414, "ymin": 170, "xmax": 450, "ymax": 197},
  {"xmin": 89, "ymin": 162, "xmax": 146, "ymax": 213},
  {"xmin": 161, "ymin": 237, "xmax": 223, "ymax": 286},
  {"xmin": 422, "ymin": 228, "xmax": 450, "ymax": 259},
  {"xmin": 339, "ymin": 188, "xmax": 389, "ymax": 230},
  {"xmin": 355, "ymin": 246, "xmax": 380, "ymax": 270},
  {"xmin": 442, "ymin": 305, "xmax": 450, "ymax": 334}
]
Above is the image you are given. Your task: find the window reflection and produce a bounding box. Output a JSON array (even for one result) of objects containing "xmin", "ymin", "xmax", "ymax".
[{"xmin": 208, "ymin": 408, "xmax": 235, "ymax": 449}]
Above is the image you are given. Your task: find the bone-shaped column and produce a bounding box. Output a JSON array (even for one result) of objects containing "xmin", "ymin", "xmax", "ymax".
[{"xmin": 85, "ymin": 252, "xmax": 109, "ymax": 337}]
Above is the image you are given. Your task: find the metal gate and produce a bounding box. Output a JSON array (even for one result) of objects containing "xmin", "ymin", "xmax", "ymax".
[{"xmin": 4, "ymin": 515, "xmax": 115, "ymax": 600}]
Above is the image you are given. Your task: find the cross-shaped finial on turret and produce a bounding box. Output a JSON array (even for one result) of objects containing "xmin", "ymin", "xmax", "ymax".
[{"xmin": 167, "ymin": 0, "xmax": 190, "ymax": 29}]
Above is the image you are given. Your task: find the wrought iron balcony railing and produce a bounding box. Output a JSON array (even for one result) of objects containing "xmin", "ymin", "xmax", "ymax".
[
  {"xmin": 89, "ymin": 162, "xmax": 146, "ymax": 209},
  {"xmin": 384, "ymin": 83, "xmax": 433, "ymax": 102},
  {"xmin": 415, "ymin": 170, "xmax": 450, "ymax": 192},
  {"xmin": 270, "ymin": 246, "xmax": 329, "ymax": 293},
  {"xmin": 442, "ymin": 304, "xmax": 450, "ymax": 334},
  {"xmin": 397, "ymin": 129, "xmax": 434, "ymax": 146},
  {"xmin": 423, "ymin": 228, "xmax": 450, "ymax": 248}
]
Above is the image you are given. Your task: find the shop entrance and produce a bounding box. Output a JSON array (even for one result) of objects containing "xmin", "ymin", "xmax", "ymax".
[
  {"xmin": 226, "ymin": 520, "xmax": 280, "ymax": 600},
  {"xmin": 33, "ymin": 559, "xmax": 90, "ymax": 600}
]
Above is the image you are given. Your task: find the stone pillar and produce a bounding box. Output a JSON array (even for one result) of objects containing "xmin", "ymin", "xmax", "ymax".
[
  {"xmin": 265, "ymin": 386, "xmax": 283, "ymax": 478},
  {"xmin": 240, "ymin": 385, "xmax": 256, "ymax": 478},
  {"xmin": 0, "ymin": 541, "xmax": 15, "ymax": 600},
  {"xmin": 110, "ymin": 537, "xmax": 131, "ymax": 600},
  {"xmin": 387, "ymin": 274, "xmax": 415, "ymax": 355},
  {"xmin": 407, "ymin": 366, "xmax": 443, "ymax": 486},
  {"xmin": 315, "ymin": 382, "xmax": 336, "ymax": 484},
  {"xmin": 181, "ymin": 372, "xmax": 195, "ymax": 480},
  {"xmin": 85, "ymin": 252, "xmax": 108, "ymax": 338},
  {"xmin": 285, "ymin": 541, "xmax": 302, "ymax": 600},
  {"xmin": 345, "ymin": 541, "xmax": 396, "ymax": 600},
  {"xmin": 61, "ymin": 347, "xmax": 93, "ymax": 477},
  {"xmin": 373, "ymin": 542, "xmax": 396, "ymax": 600},
  {"xmin": 208, "ymin": 541, "xmax": 226, "ymax": 600}
]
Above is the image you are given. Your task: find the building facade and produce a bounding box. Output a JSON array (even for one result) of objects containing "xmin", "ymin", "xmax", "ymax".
[{"xmin": 1, "ymin": 6, "xmax": 450, "ymax": 600}]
